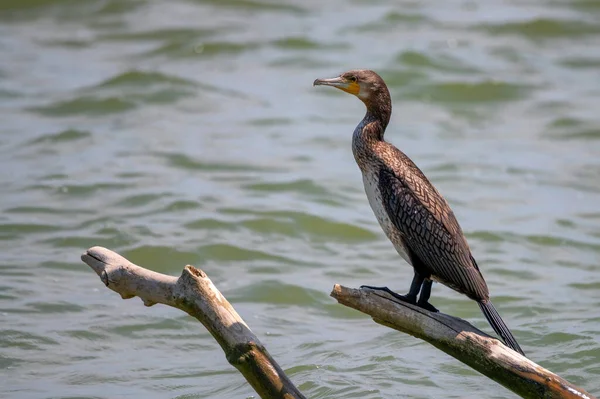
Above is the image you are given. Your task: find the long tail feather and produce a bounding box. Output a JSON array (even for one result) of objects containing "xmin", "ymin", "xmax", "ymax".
[{"xmin": 478, "ymin": 301, "xmax": 525, "ymax": 356}]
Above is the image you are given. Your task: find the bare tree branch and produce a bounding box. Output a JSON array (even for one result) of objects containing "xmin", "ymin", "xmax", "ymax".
[
  {"xmin": 331, "ymin": 284, "xmax": 596, "ymax": 399},
  {"xmin": 81, "ymin": 246, "xmax": 305, "ymax": 399},
  {"xmin": 80, "ymin": 246, "xmax": 596, "ymax": 399}
]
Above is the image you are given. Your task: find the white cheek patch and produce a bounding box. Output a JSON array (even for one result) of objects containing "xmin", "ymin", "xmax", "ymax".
[{"xmin": 358, "ymin": 89, "xmax": 370, "ymax": 101}]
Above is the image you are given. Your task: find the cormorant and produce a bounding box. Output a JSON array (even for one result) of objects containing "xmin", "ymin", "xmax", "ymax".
[{"xmin": 314, "ymin": 69, "xmax": 525, "ymax": 356}]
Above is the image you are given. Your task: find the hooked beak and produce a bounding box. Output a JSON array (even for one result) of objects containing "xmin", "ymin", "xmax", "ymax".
[{"xmin": 313, "ymin": 76, "xmax": 360, "ymax": 96}]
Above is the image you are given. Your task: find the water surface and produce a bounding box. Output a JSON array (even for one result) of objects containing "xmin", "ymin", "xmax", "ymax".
[{"xmin": 1, "ymin": 0, "xmax": 600, "ymax": 398}]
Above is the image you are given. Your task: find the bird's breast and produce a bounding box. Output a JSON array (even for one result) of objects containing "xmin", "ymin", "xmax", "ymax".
[{"xmin": 362, "ymin": 170, "xmax": 412, "ymax": 266}]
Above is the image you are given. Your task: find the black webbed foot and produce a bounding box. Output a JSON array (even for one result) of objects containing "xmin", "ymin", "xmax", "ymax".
[
  {"xmin": 417, "ymin": 300, "xmax": 439, "ymax": 313},
  {"xmin": 360, "ymin": 285, "xmax": 417, "ymax": 304}
]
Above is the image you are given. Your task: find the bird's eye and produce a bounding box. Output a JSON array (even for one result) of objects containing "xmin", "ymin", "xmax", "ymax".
[{"xmin": 348, "ymin": 76, "xmax": 357, "ymax": 83}]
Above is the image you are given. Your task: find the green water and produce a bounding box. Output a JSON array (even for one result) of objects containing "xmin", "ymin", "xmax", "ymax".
[{"xmin": 1, "ymin": 1, "xmax": 600, "ymax": 398}]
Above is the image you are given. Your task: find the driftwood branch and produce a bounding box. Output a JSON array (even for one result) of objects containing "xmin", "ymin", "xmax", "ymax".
[
  {"xmin": 331, "ymin": 284, "xmax": 596, "ymax": 399},
  {"xmin": 81, "ymin": 246, "xmax": 305, "ymax": 399},
  {"xmin": 81, "ymin": 246, "xmax": 595, "ymax": 399}
]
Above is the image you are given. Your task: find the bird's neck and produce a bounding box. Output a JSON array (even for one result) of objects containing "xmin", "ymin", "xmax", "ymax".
[
  {"xmin": 352, "ymin": 95, "xmax": 392, "ymax": 170},
  {"xmin": 352, "ymin": 109, "xmax": 390, "ymax": 171},
  {"xmin": 352, "ymin": 106, "xmax": 389, "ymax": 145}
]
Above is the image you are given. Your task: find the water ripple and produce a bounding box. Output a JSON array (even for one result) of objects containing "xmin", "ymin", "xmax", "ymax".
[
  {"xmin": 2, "ymin": 0, "xmax": 600, "ymax": 397},
  {"xmin": 348, "ymin": 11, "xmax": 430, "ymax": 33},
  {"xmin": 29, "ymin": 70, "xmax": 198, "ymax": 117},
  {"xmin": 157, "ymin": 152, "xmax": 280, "ymax": 172},
  {"xmin": 25, "ymin": 129, "xmax": 92, "ymax": 145},
  {"xmin": 0, "ymin": 330, "xmax": 59, "ymax": 350},
  {"xmin": 476, "ymin": 18, "xmax": 600, "ymax": 40},
  {"xmin": 196, "ymin": 243, "xmax": 302, "ymax": 265},
  {"xmin": 141, "ymin": 40, "xmax": 260, "ymax": 59},
  {"xmin": 231, "ymin": 280, "xmax": 328, "ymax": 306},
  {"xmin": 99, "ymin": 27, "xmax": 220, "ymax": 43},
  {"xmin": 403, "ymin": 80, "xmax": 531, "ymax": 103},
  {"xmin": 30, "ymin": 97, "xmax": 136, "ymax": 117},
  {"xmin": 396, "ymin": 50, "xmax": 481, "ymax": 74},
  {"xmin": 219, "ymin": 208, "xmax": 377, "ymax": 242},
  {"xmin": 190, "ymin": 0, "xmax": 306, "ymax": 14}
]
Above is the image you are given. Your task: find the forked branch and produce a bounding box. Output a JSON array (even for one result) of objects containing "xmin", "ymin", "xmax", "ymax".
[{"xmin": 81, "ymin": 246, "xmax": 305, "ymax": 399}]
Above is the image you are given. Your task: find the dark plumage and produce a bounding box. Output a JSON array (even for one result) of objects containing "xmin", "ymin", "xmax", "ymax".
[{"xmin": 314, "ymin": 69, "xmax": 524, "ymax": 356}]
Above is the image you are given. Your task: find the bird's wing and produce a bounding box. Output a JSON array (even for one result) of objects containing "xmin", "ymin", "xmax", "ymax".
[{"xmin": 378, "ymin": 157, "xmax": 489, "ymax": 300}]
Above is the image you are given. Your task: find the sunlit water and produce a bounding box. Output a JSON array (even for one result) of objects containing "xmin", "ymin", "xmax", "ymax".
[{"xmin": 1, "ymin": 0, "xmax": 600, "ymax": 398}]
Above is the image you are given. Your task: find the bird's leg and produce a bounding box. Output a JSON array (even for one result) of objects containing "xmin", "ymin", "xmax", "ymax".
[
  {"xmin": 416, "ymin": 279, "xmax": 438, "ymax": 312},
  {"xmin": 405, "ymin": 272, "xmax": 424, "ymax": 303},
  {"xmin": 360, "ymin": 273, "xmax": 423, "ymax": 305}
]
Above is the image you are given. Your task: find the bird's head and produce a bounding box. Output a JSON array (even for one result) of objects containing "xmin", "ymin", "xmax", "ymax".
[{"xmin": 313, "ymin": 69, "xmax": 389, "ymax": 106}]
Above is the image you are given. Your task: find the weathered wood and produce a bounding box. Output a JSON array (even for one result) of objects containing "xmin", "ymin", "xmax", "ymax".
[
  {"xmin": 80, "ymin": 246, "xmax": 595, "ymax": 399},
  {"xmin": 81, "ymin": 246, "xmax": 305, "ymax": 399},
  {"xmin": 331, "ymin": 284, "xmax": 596, "ymax": 399}
]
